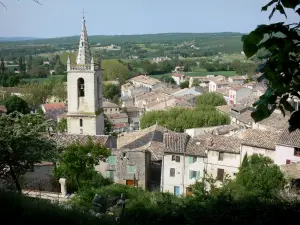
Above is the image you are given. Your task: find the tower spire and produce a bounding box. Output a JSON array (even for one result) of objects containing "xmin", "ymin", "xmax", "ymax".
[{"xmin": 76, "ymin": 11, "xmax": 91, "ymax": 65}]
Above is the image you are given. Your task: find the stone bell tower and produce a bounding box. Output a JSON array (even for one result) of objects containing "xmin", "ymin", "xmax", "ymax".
[{"xmin": 66, "ymin": 15, "xmax": 104, "ymax": 135}]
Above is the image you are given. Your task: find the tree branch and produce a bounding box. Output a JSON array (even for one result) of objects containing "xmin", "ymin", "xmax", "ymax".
[{"xmin": 0, "ymin": 0, "xmax": 42, "ymax": 9}]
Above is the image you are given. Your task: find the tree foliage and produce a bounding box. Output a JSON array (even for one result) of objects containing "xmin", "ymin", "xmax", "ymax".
[
  {"xmin": 180, "ymin": 81, "xmax": 189, "ymax": 89},
  {"xmin": 196, "ymin": 92, "xmax": 227, "ymax": 107},
  {"xmin": 140, "ymin": 106, "xmax": 229, "ymax": 132},
  {"xmin": 103, "ymin": 83, "xmax": 120, "ymax": 103},
  {"xmin": 57, "ymin": 118, "xmax": 67, "ymax": 133},
  {"xmin": 0, "ymin": 112, "xmax": 57, "ymax": 192},
  {"xmin": 101, "ymin": 60, "xmax": 130, "ymax": 84},
  {"xmin": 53, "ymin": 140, "xmax": 111, "ymax": 190},
  {"xmin": 229, "ymin": 154, "xmax": 285, "ymax": 199},
  {"xmin": 242, "ymin": 0, "xmax": 300, "ymax": 128},
  {"xmin": 4, "ymin": 95, "xmax": 30, "ymax": 114}
]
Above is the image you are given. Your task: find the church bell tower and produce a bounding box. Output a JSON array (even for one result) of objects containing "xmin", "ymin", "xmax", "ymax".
[{"xmin": 66, "ymin": 14, "xmax": 104, "ymax": 135}]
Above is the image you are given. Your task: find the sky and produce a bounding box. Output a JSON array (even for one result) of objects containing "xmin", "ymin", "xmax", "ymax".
[{"xmin": 0, "ymin": 0, "xmax": 298, "ymax": 38}]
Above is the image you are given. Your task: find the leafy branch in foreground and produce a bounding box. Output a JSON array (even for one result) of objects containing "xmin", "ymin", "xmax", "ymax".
[{"xmin": 242, "ymin": 0, "xmax": 300, "ymax": 130}]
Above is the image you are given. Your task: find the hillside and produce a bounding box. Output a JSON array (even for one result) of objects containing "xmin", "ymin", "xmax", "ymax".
[{"xmin": 1, "ymin": 32, "xmax": 244, "ymax": 46}]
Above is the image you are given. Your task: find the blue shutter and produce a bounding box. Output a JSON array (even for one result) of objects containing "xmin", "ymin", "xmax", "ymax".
[
  {"xmin": 196, "ymin": 171, "xmax": 200, "ymax": 179},
  {"xmin": 189, "ymin": 156, "xmax": 193, "ymax": 164}
]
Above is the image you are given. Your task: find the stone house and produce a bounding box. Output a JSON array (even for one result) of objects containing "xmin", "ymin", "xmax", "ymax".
[
  {"xmin": 161, "ymin": 133, "xmax": 206, "ymax": 196},
  {"xmin": 275, "ymin": 127, "xmax": 300, "ymax": 165},
  {"xmin": 106, "ymin": 113, "xmax": 129, "ymax": 131},
  {"xmin": 41, "ymin": 102, "xmax": 67, "ymax": 120},
  {"xmin": 228, "ymin": 86, "xmax": 253, "ymax": 105},
  {"xmin": 240, "ymin": 129, "xmax": 280, "ymax": 162},
  {"xmin": 129, "ymin": 75, "xmax": 164, "ymax": 90},
  {"xmin": 107, "ymin": 124, "xmax": 172, "ymax": 190},
  {"xmin": 208, "ymin": 80, "xmax": 229, "ymax": 92},
  {"xmin": 203, "ymin": 135, "xmax": 241, "ymax": 185},
  {"xmin": 228, "ymin": 76, "xmax": 247, "ymax": 85},
  {"xmin": 103, "ymin": 101, "xmax": 120, "ymax": 115},
  {"xmin": 124, "ymin": 106, "xmax": 145, "ymax": 129}
]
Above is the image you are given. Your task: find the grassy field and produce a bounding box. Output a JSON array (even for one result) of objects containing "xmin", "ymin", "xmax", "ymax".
[
  {"xmin": 150, "ymin": 71, "xmax": 237, "ymax": 79},
  {"xmin": 22, "ymin": 75, "xmax": 65, "ymax": 83}
]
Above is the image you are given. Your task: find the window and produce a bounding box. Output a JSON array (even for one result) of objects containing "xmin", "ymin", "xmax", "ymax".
[
  {"xmin": 79, "ymin": 119, "xmax": 83, "ymax": 127},
  {"xmin": 106, "ymin": 171, "xmax": 114, "ymax": 179},
  {"xmin": 80, "ymin": 128, "xmax": 83, "ymax": 134},
  {"xmin": 170, "ymin": 168, "xmax": 175, "ymax": 177},
  {"xmin": 128, "ymin": 165, "xmax": 136, "ymax": 173},
  {"xmin": 217, "ymin": 168, "xmax": 224, "ymax": 181},
  {"xmin": 77, "ymin": 78, "xmax": 85, "ymax": 97},
  {"xmin": 189, "ymin": 170, "xmax": 200, "ymax": 179},
  {"xmin": 108, "ymin": 156, "xmax": 116, "ymax": 165},
  {"xmin": 174, "ymin": 186, "xmax": 180, "ymax": 196},
  {"xmin": 294, "ymin": 148, "xmax": 300, "ymax": 157},
  {"xmin": 189, "ymin": 156, "xmax": 197, "ymax": 164},
  {"xmin": 115, "ymin": 108, "xmax": 118, "ymax": 111},
  {"xmin": 171, "ymin": 155, "xmax": 180, "ymax": 162},
  {"xmin": 218, "ymin": 152, "xmax": 224, "ymax": 161},
  {"xmin": 110, "ymin": 109, "xmax": 112, "ymax": 112},
  {"xmin": 186, "ymin": 187, "xmax": 193, "ymax": 196},
  {"xmin": 104, "ymin": 109, "xmax": 107, "ymax": 112}
]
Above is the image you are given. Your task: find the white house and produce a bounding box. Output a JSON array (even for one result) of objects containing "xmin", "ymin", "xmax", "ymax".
[
  {"xmin": 275, "ymin": 127, "xmax": 300, "ymax": 165},
  {"xmin": 229, "ymin": 86, "xmax": 253, "ymax": 105},
  {"xmin": 241, "ymin": 129, "xmax": 280, "ymax": 162},
  {"xmin": 103, "ymin": 101, "xmax": 120, "ymax": 115},
  {"xmin": 161, "ymin": 133, "xmax": 206, "ymax": 196},
  {"xmin": 204, "ymin": 135, "xmax": 241, "ymax": 185},
  {"xmin": 228, "ymin": 76, "xmax": 247, "ymax": 85},
  {"xmin": 171, "ymin": 74, "xmax": 185, "ymax": 85},
  {"xmin": 209, "ymin": 80, "xmax": 229, "ymax": 92},
  {"xmin": 129, "ymin": 75, "xmax": 164, "ymax": 90}
]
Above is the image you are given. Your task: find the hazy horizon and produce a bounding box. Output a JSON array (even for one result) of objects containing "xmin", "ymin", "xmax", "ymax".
[{"xmin": 0, "ymin": 0, "xmax": 298, "ymax": 38}]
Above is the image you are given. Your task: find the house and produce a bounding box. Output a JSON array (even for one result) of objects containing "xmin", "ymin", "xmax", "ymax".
[
  {"xmin": 209, "ymin": 80, "xmax": 229, "ymax": 92},
  {"xmin": 106, "ymin": 113, "xmax": 129, "ymax": 132},
  {"xmin": 121, "ymin": 83, "xmax": 150, "ymax": 97},
  {"xmin": 228, "ymin": 86, "xmax": 253, "ymax": 105},
  {"xmin": 108, "ymin": 124, "xmax": 172, "ymax": 190},
  {"xmin": 228, "ymin": 76, "xmax": 247, "ymax": 85},
  {"xmin": 41, "ymin": 102, "xmax": 67, "ymax": 120},
  {"xmin": 0, "ymin": 105, "xmax": 7, "ymax": 115},
  {"xmin": 162, "ymin": 133, "xmax": 206, "ymax": 196},
  {"xmin": 124, "ymin": 106, "xmax": 145, "ymax": 129},
  {"xmin": 241, "ymin": 129, "xmax": 280, "ymax": 162},
  {"xmin": 275, "ymin": 127, "xmax": 300, "ymax": 165},
  {"xmin": 103, "ymin": 101, "xmax": 120, "ymax": 114},
  {"xmin": 171, "ymin": 86, "xmax": 204, "ymax": 97},
  {"xmin": 253, "ymin": 112, "xmax": 289, "ymax": 131},
  {"xmin": 129, "ymin": 75, "xmax": 164, "ymax": 90},
  {"xmin": 204, "ymin": 135, "xmax": 242, "ymax": 185},
  {"xmin": 171, "ymin": 74, "xmax": 185, "ymax": 85}
]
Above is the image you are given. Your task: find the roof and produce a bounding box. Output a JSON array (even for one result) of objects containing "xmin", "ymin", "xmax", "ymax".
[
  {"xmin": 194, "ymin": 135, "xmax": 241, "ymax": 154},
  {"xmin": 212, "ymin": 124, "xmax": 243, "ymax": 135},
  {"xmin": 46, "ymin": 133, "xmax": 109, "ymax": 147},
  {"xmin": 0, "ymin": 105, "xmax": 7, "ymax": 113},
  {"xmin": 124, "ymin": 106, "xmax": 144, "ymax": 113},
  {"xmin": 216, "ymin": 105, "xmax": 232, "ymax": 114},
  {"xmin": 42, "ymin": 102, "xmax": 65, "ymax": 112},
  {"xmin": 185, "ymin": 138, "xmax": 207, "ymax": 157},
  {"xmin": 103, "ymin": 101, "xmax": 119, "ymax": 108},
  {"xmin": 229, "ymin": 76, "xmax": 247, "ymax": 80},
  {"xmin": 107, "ymin": 113, "xmax": 128, "ymax": 119},
  {"xmin": 130, "ymin": 75, "xmax": 161, "ymax": 86},
  {"xmin": 118, "ymin": 124, "xmax": 172, "ymax": 161},
  {"xmin": 281, "ymin": 163, "xmax": 300, "ymax": 179},
  {"xmin": 163, "ymin": 132, "xmax": 190, "ymax": 154},
  {"xmin": 277, "ymin": 126, "xmax": 300, "ymax": 148},
  {"xmin": 241, "ymin": 129, "xmax": 280, "ymax": 150},
  {"xmin": 231, "ymin": 105, "xmax": 248, "ymax": 112},
  {"xmin": 257, "ymin": 112, "xmax": 289, "ymax": 131}
]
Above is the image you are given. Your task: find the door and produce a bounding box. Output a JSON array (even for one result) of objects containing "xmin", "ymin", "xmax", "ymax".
[
  {"xmin": 174, "ymin": 186, "xmax": 180, "ymax": 196},
  {"xmin": 126, "ymin": 180, "xmax": 134, "ymax": 186}
]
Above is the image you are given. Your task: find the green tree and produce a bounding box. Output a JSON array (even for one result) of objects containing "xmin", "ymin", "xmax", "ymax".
[
  {"xmin": 27, "ymin": 55, "xmax": 33, "ymax": 70},
  {"xmin": 196, "ymin": 92, "xmax": 226, "ymax": 107},
  {"xmin": 57, "ymin": 118, "xmax": 67, "ymax": 133},
  {"xmin": 104, "ymin": 114, "xmax": 113, "ymax": 135},
  {"xmin": 102, "ymin": 59, "xmax": 130, "ymax": 84},
  {"xmin": 159, "ymin": 75, "xmax": 176, "ymax": 84},
  {"xmin": 0, "ymin": 112, "xmax": 57, "ymax": 192},
  {"xmin": 52, "ymin": 83, "xmax": 67, "ymax": 102},
  {"xmin": 21, "ymin": 83, "xmax": 52, "ymax": 108},
  {"xmin": 242, "ymin": 0, "xmax": 300, "ymax": 128},
  {"xmin": 230, "ymin": 154, "xmax": 285, "ymax": 198},
  {"xmin": 54, "ymin": 61, "xmax": 66, "ymax": 74},
  {"xmin": 179, "ymin": 81, "xmax": 189, "ymax": 89},
  {"xmin": 0, "ymin": 58, "xmax": 5, "ymax": 73},
  {"xmin": 54, "ymin": 140, "xmax": 110, "ymax": 189},
  {"xmin": 103, "ymin": 83, "xmax": 120, "ymax": 102},
  {"xmin": 4, "ymin": 95, "xmax": 30, "ymax": 114}
]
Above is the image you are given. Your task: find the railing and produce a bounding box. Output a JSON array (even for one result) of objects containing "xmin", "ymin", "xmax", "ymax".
[{"xmin": 70, "ymin": 65, "xmax": 91, "ymax": 71}]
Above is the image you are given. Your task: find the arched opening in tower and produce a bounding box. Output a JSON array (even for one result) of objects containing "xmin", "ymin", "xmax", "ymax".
[{"xmin": 77, "ymin": 78, "xmax": 85, "ymax": 97}]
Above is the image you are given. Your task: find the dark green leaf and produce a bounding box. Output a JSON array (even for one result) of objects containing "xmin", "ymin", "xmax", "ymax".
[
  {"xmin": 278, "ymin": 105, "xmax": 286, "ymax": 117},
  {"xmin": 275, "ymin": 3, "xmax": 287, "ymax": 18},
  {"xmin": 269, "ymin": 7, "xmax": 276, "ymax": 20},
  {"xmin": 262, "ymin": 0, "xmax": 278, "ymax": 11},
  {"xmin": 242, "ymin": 30, "xmax": 264, "ymax": 58},
  {"xmin": 296, "ymin": 8, "xmax": 300, "ymax": 15},
  {"xmin": 281, "ymin": 0, "xmax": 299, "ymax": 9},
  {"xmin": 282, "ymin": 100, "xmax": 295, "ymax": 112}
]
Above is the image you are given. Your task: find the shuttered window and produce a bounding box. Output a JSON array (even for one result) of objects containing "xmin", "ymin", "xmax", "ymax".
[{"xmin": 217, "ymin": 168, "xmax": 224, "ymax": 181}]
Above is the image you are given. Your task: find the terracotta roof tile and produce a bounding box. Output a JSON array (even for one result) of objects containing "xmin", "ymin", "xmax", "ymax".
[
  {"xmin": 103, "ymin": 101, "xmax": 119, "ymax": 108},
  {"xmin": 42, "ymin": 102, "xmax": 65, "ymax": 111},
  {"xmin": 277, "ymin": 126, "xmax": 300, "ymax": 148},
  {"xmin": 258, "ymin": 113, "xmax": 289, "ymax": 131},
  {"xmin": 241, "ymin": 129, "xmax": 280, "ymax": 150},
  {"xmin": 163, "ymin": 132, "xmax": 190, "ymax": 154}
]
